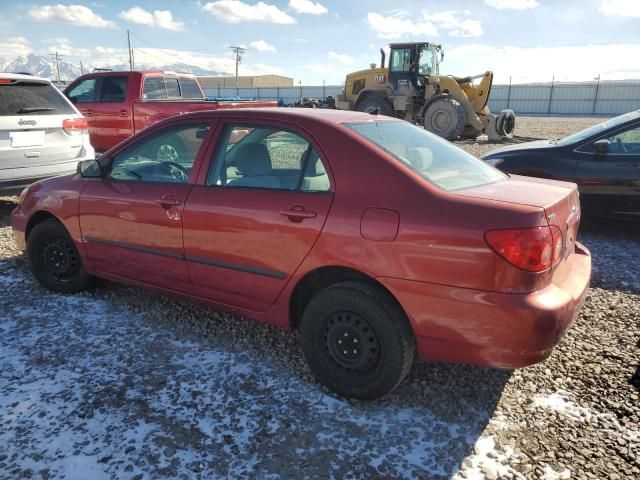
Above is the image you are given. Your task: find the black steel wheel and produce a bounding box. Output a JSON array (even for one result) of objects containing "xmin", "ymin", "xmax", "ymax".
[
  {"xmin": 27, "ymin": 219, "xmax": 95, "ymax": 293},
  {"xmin": 300, "ymin": 281, "xmax": 415, "ymax": 400}
]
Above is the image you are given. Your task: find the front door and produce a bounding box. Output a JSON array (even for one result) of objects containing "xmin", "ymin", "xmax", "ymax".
[
  {"xmin": 183, "ymin": 122, "xmax": 334, "ymax": 312},
  {"xmin": 92, "ymin": 75, "xmax": 132, "ymax": 152},
  {"xmin": 575, "ymin": 122, "xmax": 640, "ymax": 216},
  {"xmin": 79, "ymin": 121, "xmax": 211, "ymax": 291}
]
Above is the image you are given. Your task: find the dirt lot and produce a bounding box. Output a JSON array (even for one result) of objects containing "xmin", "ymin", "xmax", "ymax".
[{"xmin": 0, "ymin": 116, "xmax": 638, "ymax": 479}]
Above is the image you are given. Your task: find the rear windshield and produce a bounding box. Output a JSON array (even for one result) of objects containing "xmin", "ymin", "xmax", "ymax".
[
  {"xmin": 345, "ymin": 120, "xmax": 506, "ymax": 191},
  {"xmin": 0, "ymin": 81, "xmax": 75, "ymax": 116}
]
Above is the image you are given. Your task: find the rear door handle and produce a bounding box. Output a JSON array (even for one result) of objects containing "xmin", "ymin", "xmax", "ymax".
[
  {"xmin": 280, "ymin": 205, "xmax": 317, "ymax": 221},
  {"xmin": 120, "ymin": 110, "xmax": 128, "ymax": 117},
  {"xmin": 83, "ymin": 109, "xmax": 93, "ymax": 115},
  {"xmin": 155, "ymin": 195, "xmax": 182, "ymax": 208}
]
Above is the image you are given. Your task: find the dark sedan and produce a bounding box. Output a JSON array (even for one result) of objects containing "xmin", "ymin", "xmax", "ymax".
[{"xmin": 482, "ymin": 110, "xmax": 640, "ymax": 219}]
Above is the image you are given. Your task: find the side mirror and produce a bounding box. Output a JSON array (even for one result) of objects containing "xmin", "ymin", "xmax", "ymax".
[
  {"xmin": 593, "ymin": 139, "xmax": 610, "ymax": 155},
  {"xmin": 77, "ymin": 159, "xmax": 103, "ymax": 178}
]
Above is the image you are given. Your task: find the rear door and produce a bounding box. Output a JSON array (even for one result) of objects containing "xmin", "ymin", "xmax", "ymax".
[
  {"xmin": 92, "ymin": 75, "xmax": 132, "ymax": 151},
  {"xmin": 183, "ymin": 121, "xmax": 334, "ymax": 312},
  {"xmin": 79, "ymin": 121, "xmax": 212, "ymax": 291},
  {"xmin": 0, "ymin": 78, "xmax": 83, "ymax": 175},
  {"xmin": 574, "ymin": 122, "xmax": 640, "ymax": 216}
]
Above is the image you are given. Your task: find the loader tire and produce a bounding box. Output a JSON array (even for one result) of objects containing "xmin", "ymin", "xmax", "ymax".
[
  {"xmin": 496, "ymin": 109, "xmax": 515, "ymax": 137},
  {"xmin": 356, "ymin": 95, "xmax": 395, "ymax": 117},
  {"xmin": 423, "ymin": 97, "xmax": 466, "ymax": 140}
]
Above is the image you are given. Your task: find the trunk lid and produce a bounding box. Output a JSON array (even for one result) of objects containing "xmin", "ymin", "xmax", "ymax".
[{"xmin": 457, "ymin": 174, "xmax": 581, "ymax": 261}]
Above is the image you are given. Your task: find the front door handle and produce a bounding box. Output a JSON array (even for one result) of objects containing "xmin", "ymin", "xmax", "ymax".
[
  {"xmin": 280, "ymin": 205, "xmax": 317, "ymax": 222},
  {"xmin": 120, "ymin": 109, "xmax": 128, "ymax": 117},
  {"xmin": 155, "ymin": 195, "xmax": 182, "ymax": 208}
]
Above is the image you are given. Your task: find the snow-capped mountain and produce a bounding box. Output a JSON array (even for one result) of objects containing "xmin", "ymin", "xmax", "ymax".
[{"xmin": 0, "ymin": 54, "xmax": 225, "ymax": 81}]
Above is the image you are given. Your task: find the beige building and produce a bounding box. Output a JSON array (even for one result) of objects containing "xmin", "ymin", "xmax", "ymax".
[{"xmin": 197, "ymin": 75, "xmax": 294, "ymax": 88}]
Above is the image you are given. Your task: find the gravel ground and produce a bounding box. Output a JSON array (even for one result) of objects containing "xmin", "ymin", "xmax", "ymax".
[{"xmin": 1, "ymin": 116, "xmax": 639, "ymax": 479}]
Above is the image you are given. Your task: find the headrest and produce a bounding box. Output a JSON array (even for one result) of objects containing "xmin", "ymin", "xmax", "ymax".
[{"xmin": 234, "ymin": 143, "xmax": 272, "ymax": 176}]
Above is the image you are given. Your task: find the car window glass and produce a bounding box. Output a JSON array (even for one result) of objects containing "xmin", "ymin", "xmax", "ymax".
[
  {"xmin": 142, "ymin": 76, "xmax": 167, "ymax": 100},
  {"xmin": 67, "ymin": 79, "xmax": 96, "ymax": 104},
  {"xmin": 165, "ymin": 78, "xmax": 180, "ymax": 98},
  {"xmin": 99, "ymin": 77, "xmax": 127, "ymax": 103},
  {"xmin": 559, "ymin": 110, "xmax": 640, "ymax": 146},
  {"xmin": 107, "ymin": 123, "xmax": 209, "ymax": 183},
  {"xmin": 207, "ymin": 125, "xmax": 330, "ymax": 191},
  {"xmin": 179, "ymin": 77, "xmax": 203, "ymax": 99},
  {"xmin": 606, "ymin": 125, "xmax": 640, "ymax": 154},
  {"xmin": 0, "ymin": 81, "xmax": 75, "ymax": 116},
  {"xmin": 346, "ymin": 120, "xmax": 506, "ymax": 191}
]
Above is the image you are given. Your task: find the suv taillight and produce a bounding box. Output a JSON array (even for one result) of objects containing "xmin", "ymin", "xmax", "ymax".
[
  {"xmin": 485, "ymin": 226, "xmax": 563, "ymax": 273},
  {"xmin": 63, "ymin": 118, "xmax": 88, "ymax": 135}
]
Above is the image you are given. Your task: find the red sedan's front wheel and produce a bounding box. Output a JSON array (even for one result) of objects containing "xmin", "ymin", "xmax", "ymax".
[
  {"xmin": 27, "ymin": 219, "xmax": 95, "ymax": 294},
  {"xmin": 300, "ymin": 281, "xmax": 415, "ymax": 400}
]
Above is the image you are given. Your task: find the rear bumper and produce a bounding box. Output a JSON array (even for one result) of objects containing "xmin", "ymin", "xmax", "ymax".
[{"xmin": 379, "ymin": 242, "xmax": 591, "ymax": 368}]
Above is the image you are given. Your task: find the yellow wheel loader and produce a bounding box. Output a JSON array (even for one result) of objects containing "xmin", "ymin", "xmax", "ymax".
[{"xmin": 335, "ymin": 42, "xmax": 515, "ymax": 141}]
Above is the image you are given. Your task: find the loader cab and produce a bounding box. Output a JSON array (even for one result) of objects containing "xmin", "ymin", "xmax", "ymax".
[{"xmin": 388, "ymin": 42, "xmax": 441, "ymax": 95}]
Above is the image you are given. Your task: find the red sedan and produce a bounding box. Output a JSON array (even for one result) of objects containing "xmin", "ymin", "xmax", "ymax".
[{"xmin": 11, "ymin": 108, "xmax": 591, "ymax": 399}]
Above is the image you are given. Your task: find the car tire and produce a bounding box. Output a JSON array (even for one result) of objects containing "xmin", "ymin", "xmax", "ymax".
[
  {"xmin": 300, "ymin": 281, "xmax": 415, "ymax": 400},
  {"xmin": 356, "ymin": 95, "xmax": 396, "ymax": 116},
  {"xmin": 423, "ymin": 97, "xmax": 466, "ymax": 139},
  {"xmin": 27, "ymin": 219, "xmax": 95, "ymax": 294}
]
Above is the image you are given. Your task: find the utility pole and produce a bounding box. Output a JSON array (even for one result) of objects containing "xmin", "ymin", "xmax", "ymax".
[
  {"xmin": 592, "ymin": 74, "xmax": 601, "ymax": 115},
  {"xmin": 49, "ymin": 52, "xmax": 63, "ymax": 82},
  {"xmin": 127, "ymin": 29, "xmax": 134, "ymax": 70},
  {"xmin": 229, "ymin": 46, "xmax": 245, "ymax": 88}
]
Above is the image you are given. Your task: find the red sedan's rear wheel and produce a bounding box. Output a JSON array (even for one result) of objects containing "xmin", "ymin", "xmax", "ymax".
[
  {"xmin": 27, "ymin": 219, "xmax": 95, "ymax": 293},
  {"xmin": 300, "ymin": 281, "xmax": 415, "ymax": 400}
]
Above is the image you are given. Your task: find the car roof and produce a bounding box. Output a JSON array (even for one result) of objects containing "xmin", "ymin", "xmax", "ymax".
[
  {"xmin": 176, "ymin": 107, "xmax": 402, "ymax": 127},
  {"xmin": 0, "ymin": 72, "xmax": 50, "ymax": 83}
]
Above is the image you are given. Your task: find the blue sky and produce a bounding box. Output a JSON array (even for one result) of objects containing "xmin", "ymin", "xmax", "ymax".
[{"xmin": 1, "ymin": 0, "xmax": 640, "ymax": 83}]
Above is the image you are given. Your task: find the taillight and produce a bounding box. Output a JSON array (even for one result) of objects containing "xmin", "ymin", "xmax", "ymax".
[
  {"xmin": 63, "ymin": 118, "xmax": 88, "ymax": 135},
  {"xmin": 485, "ymin": 226, "xmax": 563, "ymax": 273}
]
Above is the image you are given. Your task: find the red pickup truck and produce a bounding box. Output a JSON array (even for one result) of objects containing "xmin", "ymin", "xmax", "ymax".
[{"xmin": 63, "ymin": 70, "xmax": 275, "ymax": 152}]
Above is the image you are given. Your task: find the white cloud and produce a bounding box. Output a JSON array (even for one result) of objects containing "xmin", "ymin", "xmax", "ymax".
[
  {"xmin": 119, "ymin": 7, "xmax": 185, "ymax": 31},
  {"xmin": 28, "ymin": 4, "xmax": 117, "ymax": 29},
  {"xmin": 0, "ymin": 37, "xmax": 31, "ymax": 57},
  {"xmin": 443, "ymin": 43, "xmax": 640, "ymax": 83},
  {"xmin": 599, "ymin": 0, "xmax": 640, "ymax": 17},
  {"xmin": 430, "ymin": 10, "xmax": 483, "ymax": 37},
  {"xmin": 367, "ymin": 10, "xmax": 482, "ymax": 39},
  {"xmin": 367, "ymin": 12, "xmax": 437, "ymax": 40},
  {"xmin": 483, "ymin": 0, "xmax": 539, "ymax": 10},
  {"xmin": 202, "ymin": 1, "xmax": 295, "ymax": 24},
  {"xmin": 249, "ymin": 40, "xmax": 277, "ymax": 52},
  {"xmin": 328, "ymin": 51, "xmax": 353, "ymax": 65},
  {"xmin": 288, "ymin": 0, "xmax": 327, "ymax": 15}
]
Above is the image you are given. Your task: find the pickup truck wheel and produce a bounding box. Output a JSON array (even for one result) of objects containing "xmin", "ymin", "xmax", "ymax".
[
  {"xmin": 27, "ymin": 219, "xmax": 95, "ymax": 293},
  {"xmin": 300, "ymin": 281, "xmax": 415, "ymax": 400}
]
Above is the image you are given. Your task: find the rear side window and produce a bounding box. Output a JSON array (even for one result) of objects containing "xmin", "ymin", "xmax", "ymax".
[
  {"xmin": 346, "ymin": 120, "xmax": 506, "ymax": 191},
  {"xmin": 99, "ymin": 77, "xmax": 127, "ymax": 103},
  {"xmin": 0, "ymin": 81, "xmax": 75, "ymax": 116},
  {"xmin": 67, "ymin": 78, "xmax": 96, "ymax": 104},
  {"xmin": 165, "ymin": 78, "xmax": 180, "ymax": 98},
  {"xmin": 142, "ymin": 76, "xmax": 167, "ymax": 100},
  {"xmin": 207, "ymin": 124, "xmax": 331, "ymax": 192},
  {"xmin": 178, "ymin": 77, "xmax": 203, "ymax": 99}
]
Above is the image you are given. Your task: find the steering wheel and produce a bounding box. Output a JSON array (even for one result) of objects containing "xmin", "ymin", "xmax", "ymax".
[
  {"xmin": 615, "ymin": 137, "xmax": 629, "ymax": 153},
  {"xmin": 155, "ymin": 161, "xmax": 189, "ymax": 182}
]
